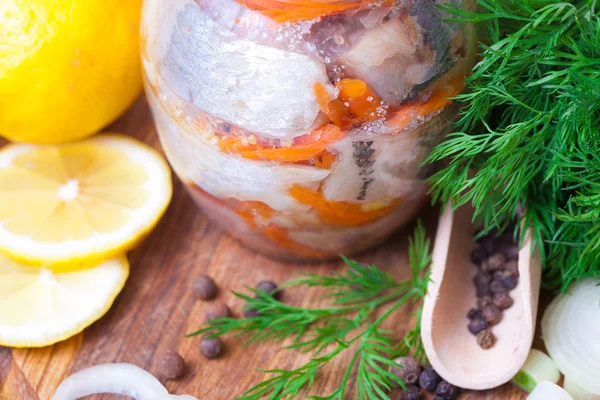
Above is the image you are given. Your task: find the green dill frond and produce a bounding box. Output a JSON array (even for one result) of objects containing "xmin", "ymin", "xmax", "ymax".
[
  {"xmin": 428, "ymin": 0, "xmax": 600, "ymax": 291},
  {"xmin": 189, "ymin": 222, "xmax": 433, "ymax": 399}
]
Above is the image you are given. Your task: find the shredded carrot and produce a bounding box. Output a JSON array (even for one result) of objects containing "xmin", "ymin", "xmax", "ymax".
[
  {"xmin": 221, "ymin": 124, "xmax": 343, "ymax": 165},
  {"xmin": 387, "ymin": 76, "xmax": 466, "ymax": 131},
  {"xmin": 312, "ymin": 151, "xmax": 338, "ymax": 169},
  {"xmin": 289, "ymin": 184, "xmax": 400, "ymax": 227},
  {"xmin": 237, "ymin": 0, "xmax": 393, "ymax": 23}
]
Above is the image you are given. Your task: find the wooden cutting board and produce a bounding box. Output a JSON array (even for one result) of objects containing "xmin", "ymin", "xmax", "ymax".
[{"xmin": 0, "ymin": 96, "xmax": 530, "ymax": 400}]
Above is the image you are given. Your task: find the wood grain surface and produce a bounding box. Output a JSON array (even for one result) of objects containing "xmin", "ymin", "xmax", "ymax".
[{"xmin": 0, "ymin": 96, "xmax": 531, "ymax": 400}]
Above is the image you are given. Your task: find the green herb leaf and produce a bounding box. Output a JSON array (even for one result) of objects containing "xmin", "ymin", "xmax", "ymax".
[
  {"xmin": 189, "ymin": 221, "xmax": 432, "ymax": 399},
  {"xmin": 428, "ymin": 0, "xmax": 600, "ymax": 292}
]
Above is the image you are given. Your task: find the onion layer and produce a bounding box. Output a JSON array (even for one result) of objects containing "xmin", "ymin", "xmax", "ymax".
[
  {"xmin": 52, "ymin": 363, "xmax": 198, "ymax": 400},
  {"xmin": 541, "ymin": 278, "xmax": 600, "ymax": 395},
  {"xmin": 527, "ymin": 382, "xmax": 574, "ymax": 400},
  {"xmin": 564, "ymin": 376, "xmax": 600, "ymax": 400}
]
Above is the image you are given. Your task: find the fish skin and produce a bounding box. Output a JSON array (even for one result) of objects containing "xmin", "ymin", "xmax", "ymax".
[
  {"xmin": 159, "ymin": 3, "xmax": 337, "ymax": 140},
  {"xmin": 339, "ymin": 1, "xmax": 461, "ymax": 105}
]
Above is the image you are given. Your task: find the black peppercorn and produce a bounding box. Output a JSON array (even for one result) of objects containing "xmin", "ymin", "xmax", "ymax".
[
  {"xmin": 193, "ymin": 275, "xmax": 218, "ymax": 300},
  {"xmin": 467, "ymin": 317, "xmax": 488, "ymax": 335},
  {"xmin": 470, "ymin": 247, "xmax": 488, "ymax": 265},
  {"xmin": 467, "ymin": 308, "xmax": 482, "ymax": 320},
  {"xmin": 492, "ymin": 291, "xmax": 514, "ymax": 310},
  {"xmin": 200, "ymin": 337, "xmax": 224, "ymax": 359},
  {"xmin": 435, "ymin": 380, "xmax": 458, "ymax": 400},
  {"xmin": 418, "ymin": 367, "xmax": 441, "ymax": 392},
  {"xmin": 390, "ymin": 356, "xmax": 421, "ymax": 386},
  {"xmin": 482, "ymin": 304, "xmax": 502, "ymax": 325},
  {"xmin": 477, "ymin": 329, "xmax": 496, "ymax": 349},
  {"xmin": 403, "ymin": 385, "xmax": 422, "ymax": 400},
  {"xmin": 256, "ymin": 280, "xmax": 281, "ymax": 300}
]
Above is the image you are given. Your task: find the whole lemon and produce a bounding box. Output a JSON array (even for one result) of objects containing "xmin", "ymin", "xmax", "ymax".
[{"xmin": 0, "ymin": 0, "xmax": 143, "ymax": 144}]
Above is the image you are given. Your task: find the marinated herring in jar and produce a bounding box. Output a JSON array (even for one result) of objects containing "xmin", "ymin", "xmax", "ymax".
[{"xmin": 141, "ymin": 0, "xmax": 477, "ymax": 260}]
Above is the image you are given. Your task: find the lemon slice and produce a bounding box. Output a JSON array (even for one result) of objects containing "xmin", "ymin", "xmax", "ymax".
[
  {"xmin": 0, "ymin": 134, "xmax": 172, "ymax": 266},
  {"xmin": 0, "ymin": 253, "xmax": 129, "ymax": 347}
]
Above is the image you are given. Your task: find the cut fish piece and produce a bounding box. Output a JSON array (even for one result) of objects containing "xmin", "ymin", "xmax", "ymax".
[
  {"xmin": 148, "ymin": 90, "xmax": 330, "ymax": 212},
  {"xmin": 159, "ymin": 2, "xmax": 337, "ymax": 139},
  {"xmin": 341, "ymin": 2, "xmax": 461, "ymax": 105}
]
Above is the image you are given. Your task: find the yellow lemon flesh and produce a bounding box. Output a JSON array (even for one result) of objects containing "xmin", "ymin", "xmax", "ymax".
[
  {"xmin": 0, "ymin": 0, "xmax": 143, "ymax": 144},
  {"xmin": 0, "ymin": 134, "xmax": 172, "ymax": 267},
  {"xmin": 0, "ymin": 253, "xmax": 129, "ymax": 348}
]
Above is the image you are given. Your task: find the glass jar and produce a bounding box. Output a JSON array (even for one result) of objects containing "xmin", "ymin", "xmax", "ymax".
[{"xmin": 141, "ymin": 0, "xmax": 477, "ymax": 260}]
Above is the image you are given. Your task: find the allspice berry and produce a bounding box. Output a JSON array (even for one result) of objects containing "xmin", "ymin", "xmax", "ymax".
[
  {"xmin": 470, "ymin": 247, "xmax": 488, "ymax": 265},
  {"xmin": 501, "ymin": 274, "xmax": 519, "ymax": 290},
  {"xmin": 243, "ymin": 307, "xmax": 261, "ymax": 318},
  {"xmin": 477, "ymin": 296, "xmax": 492, "ymax": 309},
  {"xmin": 205, "ymin": 303, "xmax": 231, "ymax": 321},
  {"xmin": 435, "ymin": 380, "xmax": 458, "ymax": 400},
  {"xmin": 256, "ymin": 280, "xmax": 281, "ymax": 300},
  {"xmin": 483, "ymin": 253, "xmax": 506, "ymax": 272},
  {"xmin": 418, "ymin": 367, "xmax": 441, "ymax": 392},
  {"xmin": 482, "ymin": 304, "xmax": 502, "ymax": 326},
  {"xmin": 200, "ymin": 337, "xmax": 224, "ymax": 359},
  {"xmin": 468, "ymin": 317, "xmax": 488, "ymax": 335},
  {"xmin": 157, "ymin": 350, "xmax": 186, "ymax": 380},
  {"xmin": 500, "ymin": 245, "xmax": 519, "ymax": 261},
  {"xmin": 193, "ymin": 275, "xmax": 218, "ymax": 300},
  {"xmin": 466, "ymin": 308, "xmax": 482, "ymax": 320},
  {"xmin": 505, "ymin": 260, "xmax": 519, "ymax": 276},
  {"xmin": 390, "ymin": 356, "xmax": 421, "ymax": 386},
  {"xmin": 477, "ymin": 329, "xmax": 496, "ymax": 349},
  {"xmin": 490, "ymin": 279, "xmax": 507, "ymax": 294},
  {"xmin": 403, "ymin": 385, "xmax": 422, "ymax": 400},
  {"xmin": 492, "ymin": 291, "xmax": 514, "ymax": 310}
]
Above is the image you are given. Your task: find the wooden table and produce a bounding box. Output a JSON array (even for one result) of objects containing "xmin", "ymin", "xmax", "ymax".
[{"xmin": 0, "ymin": 96, "xmax": 529, "ymax": 400}]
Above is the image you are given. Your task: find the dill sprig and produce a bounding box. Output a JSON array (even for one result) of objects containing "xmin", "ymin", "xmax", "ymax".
[
  {"xmin": 189, "ymin": 222, "xmax": 432, "ymax": 400},
  {"xmin": 428, "ymin": 0, "xmax": 600, "ymax": 291}
]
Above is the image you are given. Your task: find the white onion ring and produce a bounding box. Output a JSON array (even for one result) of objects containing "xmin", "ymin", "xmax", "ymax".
[
  {"xmin": 542, "ymin": 278, "xmax": 600, "ymax": 395},
  {"xmin": 52, "ymin": 363, "xmax": 198, "ymax": 400}
]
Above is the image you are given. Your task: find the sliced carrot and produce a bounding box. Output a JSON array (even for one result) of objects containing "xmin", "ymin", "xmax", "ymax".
[
  {"xmin": 387, "ymin": 76, "xmax": 466, "ymax": 131},
  {"xmin": 237, "ymin": 0, "xmax": 392, "ymax": 23},
  {"xmin": 312, "ymin": 151, "xmax": 337, "ymax": 169},
  {"xmin": 232, "ymin": 124, "xmax": 343, "ymax": 163},
  {"xmin": 314, "ymin": 82, "xmax": 352, "ymax": 127},
  {"xmin": 289, "ymin": 184, "xmax": 400, "ymax": 227}
]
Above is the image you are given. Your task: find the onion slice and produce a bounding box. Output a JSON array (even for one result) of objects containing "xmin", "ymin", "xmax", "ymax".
[
  {"xmin": 564, "ymin": 376, "xmax": 600, "ymax": 400},
  {"xmin": 52, "ymin": 363, "xmax": 198, "ymax": 400},
  {"xmin": 527, "ymin": 382, "xmax": 574, "ymax": 400},
  {"xmin": 512, "ymin": 349, "xmax": 560, "ymax": 392},
  {"xmin": 541, "ymin": 278, "xmax": 600, "ymax": 395}
]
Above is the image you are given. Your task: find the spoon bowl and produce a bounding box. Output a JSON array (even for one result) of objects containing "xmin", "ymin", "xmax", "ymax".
[{"xmin": 421, "ymin": 202, "xmax": 542, "ymax": 390}]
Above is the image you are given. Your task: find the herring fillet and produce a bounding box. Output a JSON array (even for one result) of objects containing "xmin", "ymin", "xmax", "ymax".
[
  {"xmin": 148, "ymin": 90, "xmax": 330, "ymax": 212},
  {"xmin": 159, "ymin": 3, "xmax": 336, "ymax": 140}
]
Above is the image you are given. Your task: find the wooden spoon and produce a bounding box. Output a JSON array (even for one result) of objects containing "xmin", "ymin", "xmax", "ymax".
[{"xmin": 421, "ymin": 202, "xmax": 542, "ymax": 390}]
